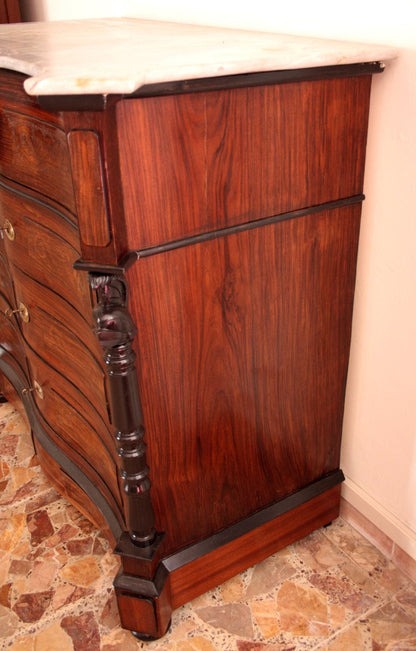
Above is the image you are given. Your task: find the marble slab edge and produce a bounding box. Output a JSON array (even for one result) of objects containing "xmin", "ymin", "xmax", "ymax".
[{"xmin": 0, "ymin": 18, "xmax": 398, "ymax": 97}]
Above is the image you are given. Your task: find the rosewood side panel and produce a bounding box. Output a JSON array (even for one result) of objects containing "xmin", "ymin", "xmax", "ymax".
[{"xmin": 125, "ymin": 204, "xmax": 362, "ymax": 557}]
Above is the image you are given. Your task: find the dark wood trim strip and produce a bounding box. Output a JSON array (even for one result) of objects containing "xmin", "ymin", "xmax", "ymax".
[
  {"xmin": 163, "ymin": 469, "xmax": 344, "ymax": 573},
  {"xmin": 130, "ymin": 62, "xmax": 384, "ymax": 98},
  {"xmin": 136, "ymin": 195, "xmax": 365, "ymax": 260},
  {"xmin": 73, "ymin": 196, "xmax": 365, "ymax": 273},
  {"xmin": 0, "ymin": 176, "xmax": 77, "ymax": 228},
  {"xmin": 73, "ymin": 251, "xmax": 138, "ymax": 275},
  {"xmin": 37, "ymin": 62, "xmax": 383, "ymax": 111}
]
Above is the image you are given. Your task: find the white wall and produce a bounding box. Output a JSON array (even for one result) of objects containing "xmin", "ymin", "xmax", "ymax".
[{"xmin": 20, "ymin": 0, "xmax": 416, "ymax": 560}]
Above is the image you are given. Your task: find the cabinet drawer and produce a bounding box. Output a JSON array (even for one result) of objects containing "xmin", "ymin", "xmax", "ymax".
[
  {"xmin": 118, "ymin": 76, "xmax": 371, "ymax": 250},
  {"xmin": 12, "ymin": 269, "xmax": 110, "ymax": 428},
  {"xmin": 12, "ymin": 265, "xmax": 99, "ymax": 365},
  {"xmin": 0, "ymin": 296, "xmax": 29, "ymax": 378},
  {"xmin": 25, "ymin": 350, "xmax": 123, "ymax": 514},
  {"xmin": 0, "ymin": 183, "xmax": 91, "ymax": 317},
  {"xmin": 0, "ymin": 247, "xmax": 14, "ymax": 308},
  {"xmin": 0, "ymin": 108, "xmax": 75, "ymax": 212}
]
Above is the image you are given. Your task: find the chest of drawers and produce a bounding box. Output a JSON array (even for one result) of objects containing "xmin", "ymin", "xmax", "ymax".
[{"xmin": 0, "ymin": 19, "xmax": 393, "ymax": 639}]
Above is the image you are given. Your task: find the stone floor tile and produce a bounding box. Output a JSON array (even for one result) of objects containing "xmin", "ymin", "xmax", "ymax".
[
  {"xmin": 276, "ymin": 580, "xmax": 329, "ymax": 637},
  {"xmin": 195, "ymin": 603, "xmax": 254, "ymax": 638},
  {"xmin": 251, "ymin": 599, "xmax": 280, "ymax": 639},
  {"xmin": 245, "ymin": 553, "xmax": 296, "ymax": 599},
  {"xmin": 60, "ymin": 555, "xmax": 102, "ymax": 587},
  {"xmin": 33, "ymin": 620, "xmax": 74, "ymax": 650},
  {"xmin": 325, "ymin": 622, "xmax": 372, "ymax": 650},
  {"xmin": 368, "ymin": 601, "xmax": 416, "ymax": 649},
  {"xmin": 61, "ymin": 611, "xmax": 101, "ymax": 650}
]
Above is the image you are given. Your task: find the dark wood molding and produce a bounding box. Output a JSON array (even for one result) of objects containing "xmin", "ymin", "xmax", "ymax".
[
  {"xmin": 73, "ymin": 251, "xmax": 138, "ymax": 275},
  {"xmin": 72, "ymin": 197, "xmax": 365, "ymax": 272},
  {"xmin": 37, "ymin": 61, "xmax": 383, "ymax": 112},
  {"xmin": 135, "ymin": 194, "xmax": 365, "ymax": 260},
  {"xmin": 129, "ymin": 61, "xmax": 384, "ymax": 97}
]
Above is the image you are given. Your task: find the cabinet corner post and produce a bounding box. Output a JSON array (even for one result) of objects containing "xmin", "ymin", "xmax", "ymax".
[{"xmin": 89, "ymin": 272, "xmax": 157, "ymax": 547}]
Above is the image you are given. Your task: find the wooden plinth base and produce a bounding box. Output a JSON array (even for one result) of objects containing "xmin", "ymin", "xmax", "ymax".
[{"xmin": 114, "ymin": 474, "xmax": 342, "ymax": 639}]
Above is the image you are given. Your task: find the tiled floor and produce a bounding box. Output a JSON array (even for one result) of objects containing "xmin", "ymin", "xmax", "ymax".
[{"xmin": 1, "ymin": 400, "xmax": 416, "ymax": 650}]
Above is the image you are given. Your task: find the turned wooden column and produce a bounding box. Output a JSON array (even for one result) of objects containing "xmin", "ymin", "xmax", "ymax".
[{"xmin": 90, "ymin": 273, "xmax": 156, "ymax": 546}]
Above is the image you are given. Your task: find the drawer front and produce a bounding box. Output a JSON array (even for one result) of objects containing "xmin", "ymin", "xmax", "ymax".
[
  {"xmin": 118, "ymin": 76, "xmax": 371, "ymax": 250},
  {"xmin": 12, "ymin": 267, "xmax": 110, "ymax": 429},
  {"xmin": 0, "ymin": 295, "xmax": 29, "ymax": 378},
  {"xmin": 25, "ymin": 350, "xmax": 122, "ymax": 514},
  {"xmin": 0, "ymin": 246, "xmax": 15, "ymax": 308},
  {"xmin": 0, "ymin": 108, "xmax": 75, "ymax": 212},
  {"xmin": 0, "ymin": 184, "xmax": 91, "ymax": 317}
]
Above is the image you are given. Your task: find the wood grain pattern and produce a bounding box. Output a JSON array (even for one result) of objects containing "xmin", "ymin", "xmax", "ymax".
[
  {"xmin": 117, "ymin": 92, "xmax": 207, "ymax": 250},
  {"xmin": 0, "ymin": 183, "xmax": 90, "ymax": 315},
  {"xmin": 0, "ymin": 297, "xmax": 29, "ymax": 378},
  {"xmin": 126, "ymin": 203, "xmax": 361, "ymax": 555},
  {"xmin": 0, "ymin": 0, "xmax": 21, "ymax": 23},
  {"xmin": 63, "ymin": 107, "xmax": 129, "ymax": 264},
  {"xmin": 0, "ymin": 110, "xmax": 75, "ymax": 212},
  {"xmin": 67, "ymin": 130, "xmax": 111, "ymax": 247},
  {"xmin": 25, "ymin": 346, "xmax": 122, "ymax": 511},
  {"xmin": 0, "ymin": 247, "xmax": 15, "ymax": 308},
  {"xmin": 117, "ymin": 77, "xmax": 371, "ymax": 250}
]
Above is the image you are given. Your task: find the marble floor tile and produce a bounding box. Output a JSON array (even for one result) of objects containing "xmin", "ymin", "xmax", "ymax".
[{"xmin": 1, "ymin": 402, "xmax": 416, "ymax": 650}]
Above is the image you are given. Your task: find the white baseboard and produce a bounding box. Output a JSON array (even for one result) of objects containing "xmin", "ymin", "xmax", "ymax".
[{"xmin": 341, "ymin": 476, "xmax": 416, "ymax": 562}]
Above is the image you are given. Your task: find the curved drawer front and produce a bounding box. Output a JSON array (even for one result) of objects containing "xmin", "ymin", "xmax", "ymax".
[
  {"xmin": 12, "ymin": 265, "xmax": 101, "ymax": 375},
  {"xmin": 0, "ymin": 108, "xmax": 75, "ymax": 213},
  {"xmin": 25, "ymin": 350, "xmax": 123, "ymax": 515},
  {"xmin": 12, "ymin": 267, "xmax": 111, "ymax": 431},
  {"xmin": 0, "ymin": 249, "xmax": 15, "ymax": 309},
  {"xmin": 0, "ymin": 183, "xmax": 91, "ymax": 317},
  {"xmin": 0, "ymin": 296, "xmax": 29, "ymax": 378}
]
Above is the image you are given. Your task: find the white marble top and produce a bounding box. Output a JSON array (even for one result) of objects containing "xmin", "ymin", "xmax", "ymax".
[{"xmin": 0, "ymin": 18, "xmax": 397, "ymax": 97}]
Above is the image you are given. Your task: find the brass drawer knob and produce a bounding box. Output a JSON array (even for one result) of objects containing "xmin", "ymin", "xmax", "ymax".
[
  {"xmin": 22, "ymin": 380, "xmax": 44, "ymax": 400},
  {"xmin": 5, "ymin": 302, "xmax": 30, "ymax": 323},
  {"xmin": 1, "ymin": 219, "xmax": 15, "ymax": 241}
]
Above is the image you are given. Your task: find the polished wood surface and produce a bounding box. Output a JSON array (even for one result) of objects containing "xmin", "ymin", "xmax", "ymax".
[
  {"xmin": 0, "ymin": 0, "xmax": 21, "ymax": 23},
  {"xmin": 117, "ymin": 77, "xmax": 370, "ymax": 250},
  {"xmin": 67, "ymin": 130, "xmax": 111, "ymax": 247},
  {"xmin": 0, "ymin": 109, "xmax": 76, "ymax": 212},
  {"xmin": 127, "ymin": 204, "xmax": 361, "ymax": 555},
  {"xmin": 63, "ymin": 107, "xmax": 128, "ymax": 265}
]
